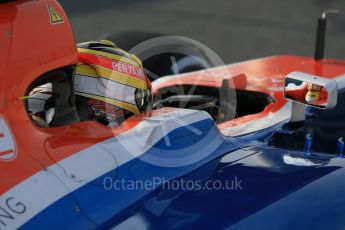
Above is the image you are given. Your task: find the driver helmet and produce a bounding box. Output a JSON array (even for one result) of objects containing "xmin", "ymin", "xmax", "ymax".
[
  {"xmin": 306, "ymin": 83, "xmax": 327, "ymax": 104},
  {"xmin": 74, "ymin": 40, "xmax": 152, "ymax": 126}
]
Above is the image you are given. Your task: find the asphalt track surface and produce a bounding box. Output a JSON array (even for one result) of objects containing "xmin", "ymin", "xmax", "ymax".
[{"xmin": 59, "ymin": 0, "xmax": 345, "ymax": 64}]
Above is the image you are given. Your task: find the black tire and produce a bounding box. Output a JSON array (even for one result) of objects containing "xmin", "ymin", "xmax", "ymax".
[{"xmin": 105, "ymin": 31, "xmax": 221, "ymax": 81}]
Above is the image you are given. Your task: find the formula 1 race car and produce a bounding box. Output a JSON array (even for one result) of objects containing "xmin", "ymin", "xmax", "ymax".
[{"xmin": 0, "ymin": 1, "xmax": 345, "ymax": 230}]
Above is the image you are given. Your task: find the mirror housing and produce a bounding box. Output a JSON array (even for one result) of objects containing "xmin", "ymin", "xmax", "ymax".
[{"xmin": 284, "ymin": 71, "xmax": 338, "ymax": 110}]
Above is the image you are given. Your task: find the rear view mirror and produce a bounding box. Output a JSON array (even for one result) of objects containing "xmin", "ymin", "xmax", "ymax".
[{"xmin": 284, "ymin": 72, "xmax": 338, "ymax": 109}]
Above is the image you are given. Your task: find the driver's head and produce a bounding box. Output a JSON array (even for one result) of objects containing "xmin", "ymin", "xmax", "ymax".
[
  {"xmin": 306, "ymin": 83, "xmax": 326, "ymax": 103},
  {"xmin": 74, "ymin": 40, "xmax": 152, "ymax": 126}
]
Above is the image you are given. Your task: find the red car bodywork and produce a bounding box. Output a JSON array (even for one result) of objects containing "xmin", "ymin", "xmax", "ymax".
[{"xmin": 153, "ymin": 56, "xmax": 345, "ymax": 130}]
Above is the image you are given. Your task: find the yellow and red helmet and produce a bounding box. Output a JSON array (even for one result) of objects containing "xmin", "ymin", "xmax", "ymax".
[
  {"xmin": 75, "ymin": 40, "xmax": 152, "ymax": 126},
  {"xmin": 306, "ymin": 83, "xmax": 327, "ymax": 104}
]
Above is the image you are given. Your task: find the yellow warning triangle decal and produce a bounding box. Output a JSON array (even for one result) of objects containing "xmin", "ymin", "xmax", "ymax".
[{"xmin": 47, "ymin": 5, "xmax": 64, "ymax": 24}]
